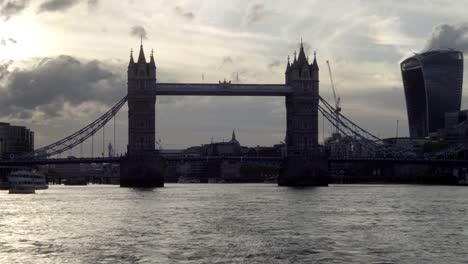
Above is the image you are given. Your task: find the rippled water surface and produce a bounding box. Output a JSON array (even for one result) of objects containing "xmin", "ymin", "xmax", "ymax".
[{"xmin": 0, "ymin": 184, "xmax": 467, "ymax": 263}]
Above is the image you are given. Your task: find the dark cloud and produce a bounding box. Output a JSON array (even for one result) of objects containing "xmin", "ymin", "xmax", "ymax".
[
  {"xmin": 267, "ymin": 60, "xmax": 282, "ymax": 71},
  {"xmin": 0, "ymin": 0, "xmax": 29, "ymax": 21},
  {"xmin": 38, "ymin": 0, "xmax": 79, "ymax": 12},
  {"xmin": 0, "ymin": 55, "xmax": 125, "ymax": 120},
  {"xmin": 219, "ymin": 56, "xmax": 233, "ymax": 69},
  {"xmin": 130, "ymin": 25, "xmax": 147, "ymax": 40},
  {"xmin": 87, "ymin": 0, "xmax": 98, "ymax": 8},
  {"xmin": 0, "ymin": 60, "xmax": 13, "ymax": 80},
  {"xmin": 37, "ymin": 0, "xmax": 97, "ymax": 13},
  {"xmin": 424, "ymin": 23, "xmax": 468, "ymax": 52},
  {"xmin": 245, "ymin": 3, "xmax": 265, "ymax": 26},
  {"xmin": 174, "ymin": 6, "xmax": 194, "ymax": 21},
  {"xmin": 0, "ymin": 37, "xmax": 16, "ymax": 45}
]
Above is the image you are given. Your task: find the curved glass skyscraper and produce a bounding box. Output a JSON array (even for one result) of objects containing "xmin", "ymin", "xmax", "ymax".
[{"xmin": 401, "ymin": 50, "xmax": 464, "ymax": 137}]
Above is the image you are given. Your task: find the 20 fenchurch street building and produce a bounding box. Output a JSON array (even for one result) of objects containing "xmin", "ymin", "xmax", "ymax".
[{"xmin": 401, "ymin": 50, "xmax": 464, "ymax": 137}]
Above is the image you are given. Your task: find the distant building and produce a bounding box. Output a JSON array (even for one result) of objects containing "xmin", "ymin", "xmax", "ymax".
[
  {"xmin": 160, "ymin": 130, "xmax": 282, "ymax": 182},
  {"xmin": 401, "ymin": 50, "xmax": 464, "ymax": 137},
  {"xmin": 381, "ymin": 137, "xmax": 437, "ymax": 154},
  {"xmin": 0, "ymin": 122, "xmax": 34, "ymax": 159},
  {"xmin": 324, "ymin": 134, "xmax": 372, "ymax": 158},
  {"xmin": 202, "ymin": 130, "xmax": 242, "ymax": 156},
  {"xmin": 435, "ymin": 109, "xmax": 468, "ymax": 139}
]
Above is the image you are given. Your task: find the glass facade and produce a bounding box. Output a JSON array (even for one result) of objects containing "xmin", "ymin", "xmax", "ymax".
[{"xmin": 401, "ymin": 50, "xmax": 464, "ymax": 137}]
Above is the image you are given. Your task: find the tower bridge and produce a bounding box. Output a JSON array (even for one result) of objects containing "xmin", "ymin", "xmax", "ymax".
[
  {"xmin": 122, "ymin": 41, "xmax": 325, "ymax": 187},
  {"xmin": 8, "ymin": 41, "xmax": 468, "ymax": 187}
]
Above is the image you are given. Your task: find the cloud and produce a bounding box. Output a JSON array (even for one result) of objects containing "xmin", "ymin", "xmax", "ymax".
[
  {"xmin": 130, "ymin": 25, "xmax": 147, "ymax": 40},
  {"xmin": 267, "ymin": 60, "xmax": 282, "ymax": 71},
  {"xmin": 0, "ymin": 55, "xmax": 125, "ymax": 121},
  {"xmin": 218, "ymin": 56, "xmax": 233, "ymax": 69},
  {"xmin": 37, "ymin": 0, "xmax": 97, "ymax": 13},
  {"xmin": 424, "ymin": 23, "xmax": 468, "ymax": 52},
  {"xmin": 1, "ymin": 37, "xmax": 17, "ymax": 45},
  {"xmin": 245, "ymin": 3, "xmax": 266, "ymax": 26},
  {"xmin": 38, "ymin": 0, "xmax": 79, "ymax": 12},
  {"xmin": 0, "ymin": 0, "xmax": 30, "ymax": 21},
  {"xmin": 87, "ymin": 0, "xmax": 98, "ymax": 8},
  {"xmin": 174, "ymin": 6, "xmax": 194, "ymax": 21},
  {"xmin": 0, "ymin": 60, "xmax": 14, "ymax": 80}
]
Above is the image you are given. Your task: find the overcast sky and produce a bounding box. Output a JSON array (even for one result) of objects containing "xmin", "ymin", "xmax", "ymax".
[{"xmin": 1, "ymin": 0, "xmax": 468, "ymax": 154}]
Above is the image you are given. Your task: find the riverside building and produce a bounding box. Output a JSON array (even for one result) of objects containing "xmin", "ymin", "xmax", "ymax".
[
  {"xmin": 0, "ymin": 122, "xmax": 34, "ymax": 159},
  {"xmin": 401, "ymin": 50, "xmax": 464, "ymax": 137}
]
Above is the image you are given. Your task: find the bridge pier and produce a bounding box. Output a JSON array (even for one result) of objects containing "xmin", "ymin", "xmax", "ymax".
[
  {"xmin": 279, "ymin": 156, "xmax": 328, "ymax": 186},
  {"xmin": 120, "ymin": 153, "xmax": 165, "ymax": 188}
]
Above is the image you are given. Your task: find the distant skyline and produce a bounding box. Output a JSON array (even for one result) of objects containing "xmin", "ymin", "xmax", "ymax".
[{"xmin": 1, "ymin": 0, "xmax": 468, "ymax": 151}]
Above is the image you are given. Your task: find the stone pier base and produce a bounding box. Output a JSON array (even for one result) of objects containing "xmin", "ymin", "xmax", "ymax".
[
  {"xmin": 278, "ymin": 157, "xmax": 329, "ymax": 186},
  {"xmin": 120, "ymin": 154, "xmax": 166, "ymax": 188}
]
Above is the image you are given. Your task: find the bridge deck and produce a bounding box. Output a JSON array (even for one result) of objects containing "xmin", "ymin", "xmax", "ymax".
[{"xmin": 155, "ymin": 83, "xmax": 292, "ymax": 96}]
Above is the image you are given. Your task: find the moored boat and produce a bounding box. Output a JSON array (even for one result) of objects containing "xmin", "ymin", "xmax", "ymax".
[{"xmin": 8, "ymin": 170, "xmax": 48, "ymax": 194}]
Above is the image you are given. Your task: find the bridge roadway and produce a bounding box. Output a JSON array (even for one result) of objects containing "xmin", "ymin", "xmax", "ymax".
[
  {"xmin": 0, "ymin": 156, "xmax": 284, "ymax": 166},
  {"xmin": 155, "ymin": 83, "xmax": 293, "ymax": 96},
  {"xmin": 2, "ymin": 156, "xmax": 468, "ymax": 166},
  {"xmin": 329, "ymin": 158, "xmax": 468, "ymax": 165}
]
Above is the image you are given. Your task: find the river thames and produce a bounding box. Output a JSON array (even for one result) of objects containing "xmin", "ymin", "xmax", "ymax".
[{"xmin": 0, "ymin": 184, "xmax": 466, "ymax": 263}]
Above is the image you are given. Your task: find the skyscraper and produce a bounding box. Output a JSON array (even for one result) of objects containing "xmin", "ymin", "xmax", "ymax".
[{"xmin": 401, "ymin": 50, "xmax": 464, "ymax": 137}]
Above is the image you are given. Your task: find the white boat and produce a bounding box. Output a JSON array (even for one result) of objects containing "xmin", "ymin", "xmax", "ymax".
[{"xmin": 8, "ymin": 171, "xmax": 48, "ymax": 194}]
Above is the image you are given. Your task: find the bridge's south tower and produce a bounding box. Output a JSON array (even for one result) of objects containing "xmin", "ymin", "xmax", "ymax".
[
  {"xmin": 120, "ymin": 44, "xmax": 165, "ymax": 187},
  {"xmin": 279, "ymin": 42, "xmax": 328, "ymax": 186}
]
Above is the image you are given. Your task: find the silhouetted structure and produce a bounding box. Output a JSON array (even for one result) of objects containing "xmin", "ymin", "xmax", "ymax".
[
  {"xmin": 121, "ymin": 41, "xmax": 328, "ymax": 188},
  {"xmin": 0, "ymin": 122, "xmax": 34, "ymax": 159},
  {"xmin": 401, "ymin": 50, "xmax": 464, "ymax": 137},
  {"xmin": 120, "ymin": 44, "xmax": 165, "ymax": 187},
  {"xmin": 278, "ymin": 42, "xmax": 328, "ymax": 186}
]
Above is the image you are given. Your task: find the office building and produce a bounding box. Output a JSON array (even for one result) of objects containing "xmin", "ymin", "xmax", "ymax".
[{"xmin": 401, "ymin": 50, "xmax": 464, "ymax": 137}]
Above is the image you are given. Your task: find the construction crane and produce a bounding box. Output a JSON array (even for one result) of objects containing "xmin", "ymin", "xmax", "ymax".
[{"xmin": 326, "ymin": 60, "xmax": 341, "ymax": 135}]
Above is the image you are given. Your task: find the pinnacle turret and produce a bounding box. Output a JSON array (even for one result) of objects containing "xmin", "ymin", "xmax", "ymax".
[
  {"xmin": 137, "ymin": 44, "xmax": 146, "ymax": 64},
  {"xmin": 149, "ymin": 49, "xmax": 156, "ymax": 68},
  {"xmin": 129, "ymin": 49, "xmax": 135, "ymax": 66},
  {"xmin": 297, "ymin": 39, "xmax": 308, "ymax": 65},
  {"xmin": 311, "ymin": 51, "xmax": 319, "ymax": 71}
]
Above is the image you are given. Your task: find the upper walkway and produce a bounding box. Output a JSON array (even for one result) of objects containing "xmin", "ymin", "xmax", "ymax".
[{"xmin": 155, "ymin": 83, "xmax": 292, "ymax": 96}]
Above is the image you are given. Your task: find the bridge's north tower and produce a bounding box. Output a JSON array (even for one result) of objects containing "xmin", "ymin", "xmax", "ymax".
[
  {"xmin": 120, "ymin": 44, "xmax": 165, "ymax": 187},
  {"xmin": 279, "ymin": 42, "xmax": 328, "ymax": 186}
]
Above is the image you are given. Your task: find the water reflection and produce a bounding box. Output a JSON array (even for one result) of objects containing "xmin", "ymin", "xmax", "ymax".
[{"xmin": 0, "ymin": 184, "xmax": 466, "ymax": 263}]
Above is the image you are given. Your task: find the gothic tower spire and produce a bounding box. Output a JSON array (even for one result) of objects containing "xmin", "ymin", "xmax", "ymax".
[
  {"xmin": 149, "ymin": 49, "xmax": 156, "ymax": 67},
  {"xmin": 297, "ymin": 38, "xmax": 307, "ymax": 65},
  {"xmin": 128, "ymin": 49, "xmax": 135, "ymax": 67},
  {"xmin": 311, "ymin": 51, "xmax": 319, "ymax": 70},
  {"xmin": 137, "ymin": 42, "xmax": 146, "ymax": 64}
]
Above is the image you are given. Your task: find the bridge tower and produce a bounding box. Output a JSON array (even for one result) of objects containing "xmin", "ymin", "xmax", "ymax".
[
  {"xmin": 120, "ymin": 44, "xmax": 165, "ymax": 187},
  {"xmin": 279, "ymin": 41, "xmax": 328, "ymax": 186}
]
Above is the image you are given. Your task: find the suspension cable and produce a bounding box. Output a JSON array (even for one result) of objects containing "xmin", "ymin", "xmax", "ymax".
[{"xmin": 17, "ymin": 95, "xmax": 127, "ymax": 159}]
